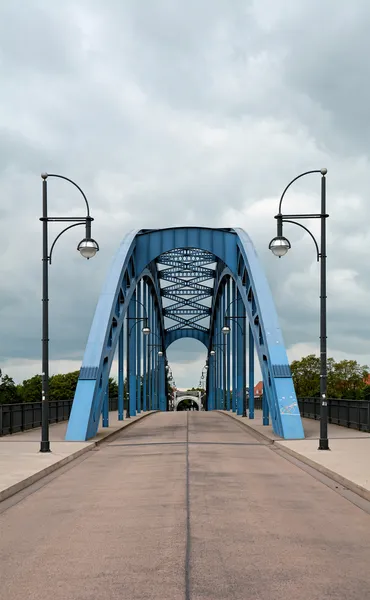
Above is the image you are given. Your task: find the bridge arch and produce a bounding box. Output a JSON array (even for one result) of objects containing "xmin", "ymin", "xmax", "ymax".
[
  {"xmin": 66, "ymin": 227, "xmax": 304, "ymax": 441},
  {"xmin": 174, "ymin": 395, "xmax": 202, "ymax": 411}
]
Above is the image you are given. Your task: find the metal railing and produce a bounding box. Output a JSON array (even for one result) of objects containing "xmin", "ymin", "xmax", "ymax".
[
  {"xmin": 247, "ymin": 396, "xmax": 263, "ymax": 411},
  {"xmin": 298, "ymin": 397, "xmax": 370, "ymax": 432},
  {"xmin": 1, "ymin": 395, "xmax": 368, "ymax": 436},
  {"xmin": 0, "ymin": 397, "xmax": 119, "ymax": 437}
]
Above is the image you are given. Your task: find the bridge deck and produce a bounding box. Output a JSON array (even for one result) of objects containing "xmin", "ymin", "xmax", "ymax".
[{"xmin": 1, "ymin": 412, "xmax": 370, "ymax": 599}]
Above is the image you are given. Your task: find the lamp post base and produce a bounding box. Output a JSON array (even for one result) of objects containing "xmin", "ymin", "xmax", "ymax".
[
  {"xmin": 40, "ymin": 441, "xmax": 51, "ymax": 453},
  {"xmin": 318, "ymin": 438, "xmax": 330, "ymax": 450}
]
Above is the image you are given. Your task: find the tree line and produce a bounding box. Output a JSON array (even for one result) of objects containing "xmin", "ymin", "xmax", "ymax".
[
  {"xmin": 0, "ymin": 370, "xmax": 119, "ymax": 405},
  {"xmin": 1, "ymin": 354, "xmax": 370, "ymax": 405},
  {"xmin": 291, "ymin": 355, "xmax": 370, "ymax": 399}
]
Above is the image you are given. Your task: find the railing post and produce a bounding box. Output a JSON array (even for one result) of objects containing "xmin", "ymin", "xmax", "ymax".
[
  {"xmin": 367, "ymin": 401, "xmax": 370, "ymax": 433},
  {"xmin": 21, "ymin": 403, "xmax": 25, "ymax": 431},
  {"xmin": 347, "ymin": 400, "xmax": 350, "ymax": 428},
  {"xmin": 0, "ymin": 404, "xmax": 3, "ymax": 437}
]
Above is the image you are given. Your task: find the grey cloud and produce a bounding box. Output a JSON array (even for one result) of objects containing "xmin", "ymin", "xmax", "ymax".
[{"xmin": 1, "ymin": 1, "xmax": 370, "ymax": 388}]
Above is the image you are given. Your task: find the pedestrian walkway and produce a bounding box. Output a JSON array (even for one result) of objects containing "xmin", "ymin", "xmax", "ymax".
[
  {"xmin": 223, "ymin": 410, "xmax": 370, "ymax": 501},
  {"xmin": 0, "ymin": 411, "xmax": 153, "ymax": 502}
]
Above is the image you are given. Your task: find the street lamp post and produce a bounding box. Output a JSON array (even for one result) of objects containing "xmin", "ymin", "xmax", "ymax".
[
  {"xmin": 40, "ymin": 173, "xmax": 99, "ymax": 453},
  {"xmin": 268, "ymin": 168, "xmax": 329, "ymax": 451}
]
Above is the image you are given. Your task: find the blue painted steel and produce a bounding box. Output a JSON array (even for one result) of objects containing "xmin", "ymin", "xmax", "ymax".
[
  {"xmin": 207, "ymin": 352, "xmax": 215, "ymax": 410},
  {"xmin": 232, "ymin": 280, "xmax": 237, "ymax": 413},
  {"xmin": 102, "ymin": 384, "xmax": 109, "ymax": 427},
  {"xmin": 136, "ymin": 282, "xmax": 142, "ymax": 414},
  {"xmin": 142, "ymin": 283, "xmax": 148, "ymax": 411},
  {"xmin": 66, "ymin": 227, "xmax": 304, "ymax": 441},
  {"xmin": 159, "ymin": 354, "xmax": 166, "ymax": 410},
  {"xmin": 249, "ymin": 324, "xmax": 255, "ymax": 419},
  {"xmin": 263, "ymin": 392, "xmax": 270, "ymax": 425},
  {"xmin": 118, "ymin": 326, "xmax": 124, "ymax": 420},
  {"xmin": 226, "ymin": 279, "xmax": 231, "ymax": 411},
  {"xmin": 236, "ymin": 291, "xmax": 244, "ymax": 416},
  {"xmin": 128, "ymin": 293, "xmax": 137, "ymax": 417}
]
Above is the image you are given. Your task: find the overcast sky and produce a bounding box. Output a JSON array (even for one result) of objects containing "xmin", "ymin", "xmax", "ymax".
[{"xmin": 1, "ymin": 0, "xmax": 370, "ymax": 390}]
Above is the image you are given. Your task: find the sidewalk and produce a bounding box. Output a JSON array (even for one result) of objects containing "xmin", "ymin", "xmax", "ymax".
[
  {"xmin": 222, "ymin": 410, "xmax": 370, "ymax": 502},
  {"xmin": 0, "ymin": 411, "xmax": 154, "ymax": 503}
]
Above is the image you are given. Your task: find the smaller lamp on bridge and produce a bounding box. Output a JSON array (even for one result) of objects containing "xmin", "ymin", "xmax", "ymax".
[
  {"xmin": 210, "ymin": 350, "xmax": 215, "ymax": 356},
  {"xmin": 158, "ymin": 351, "xmax": 163, "ymax": 357},
  {"xmin": 142, "ymin": 326, "xmax": 151, "ymax": 335},
  {"xmin": 221, "ymin": 324, "xmax": 230, "ymax": 335}
]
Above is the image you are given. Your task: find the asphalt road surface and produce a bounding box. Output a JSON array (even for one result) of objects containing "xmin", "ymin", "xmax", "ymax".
[{"xmin": 1, "ymin": 412, "xmax": 370, "ymax": 600}]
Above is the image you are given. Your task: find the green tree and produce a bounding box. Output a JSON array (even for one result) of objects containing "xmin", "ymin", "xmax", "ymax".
[
  {"xmin": 109, "ymin": 377, "xmax": 118, "ymax": 397},
  {"xmin": 362, "ymin": 385, "xmax": 370, "ymax": 400},
  {"xmin": 17, "ymin": 374, "xmax": 42, "ymax": 403},
  {"xmin": 290, "ymin": 355, "xmax": 320, "ymax": 397},
  {"xmin": 0, "ymin": 370, "xmax": 19, "ymax": 404},
  {"xmin": 328, "ymin": 360, "xmax": 369, "ymax": 398},
  {"xmin": 49, "ymin": 371, "xmax": 79, "ymax": 401},
  {"xmin": 291, "ymin": 355, "xmax": 369, "ymax": 399}
]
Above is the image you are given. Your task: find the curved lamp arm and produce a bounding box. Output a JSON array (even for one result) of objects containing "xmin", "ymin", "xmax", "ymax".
[
  {"xmin": 282, "ymin": 219, "xmax": 320, "ymax": 261},
  {"xmin": 43, "ymin": 173, "xmax": 90, "ymax": 216},
  {"xmin": 223, "ymin": 316, "xmax": 244, "ymax": 334},
  {"xmin": 278, "ymin": 169, "xmax": 324, "ymax": 214},
  {"xmin": 48, "ymin": 222, "xmax": 84, "ymax": 265},
  {"xmin": 129, "ymin": 318, "xmax": 149, "ymax": 334}
]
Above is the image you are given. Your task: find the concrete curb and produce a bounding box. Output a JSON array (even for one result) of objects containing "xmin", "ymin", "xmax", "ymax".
[
  {"xmin": 0, "ymin": 411, "xmax": 156, "ymax": 504},
  {"xmin": 219, "ymin": 410, "xmax": 370, "ymax": 503},
  {"xmin": 274, "ymin": 442, "xmax": 370, "ymax": 503}
]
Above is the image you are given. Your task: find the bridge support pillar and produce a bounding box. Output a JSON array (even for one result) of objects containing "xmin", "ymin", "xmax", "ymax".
[
  {"xmin": 236, "ymin": 290, "xmax": 246, "ymax": 416},
  {"xmin": 208, "ymin": 352, "xmax": 215, "ymax": 410},
  {"xmin": 102, "ymin": 383, "xmax": 109, "ymax": 427},
  {"xmin": 118, "ymin": 326, "xmax": 124, "ymax": 420},
  {"xmin": 127, "ymin": 292, "xmax": 137, "ymax": 417},
  {"xmin": 136, "ymin": 282, "xmax": 142, "ymax": 414},
  {"xmin": 248, "ymin": 324, "xmax": 255, "ymax": 419},
  {"xmin": 263, "ymin": 393, "xmax": 269, "ymax": 425},
  {"xmin": 159, "ymin": 353, "xmax": 166, "ymax": 411},
  {"xmin": 232, "ymin": 280, "xmax": 237, "ymax": 412}
]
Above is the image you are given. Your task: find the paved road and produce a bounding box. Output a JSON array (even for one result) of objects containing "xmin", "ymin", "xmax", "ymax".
[{"xmin": 1, "ymin": 412, "xmax": 370, "ymax": 600}]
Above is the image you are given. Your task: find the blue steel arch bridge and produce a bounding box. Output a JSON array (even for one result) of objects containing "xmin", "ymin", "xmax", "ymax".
[{"xmin": 66, "ymin": 227, "xmax": 304, "ymax": 442}]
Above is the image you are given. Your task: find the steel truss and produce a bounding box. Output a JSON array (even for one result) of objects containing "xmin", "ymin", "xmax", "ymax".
[{"xmin": 66, "ymin": 227, "xmax": 304, "ymax": 442}]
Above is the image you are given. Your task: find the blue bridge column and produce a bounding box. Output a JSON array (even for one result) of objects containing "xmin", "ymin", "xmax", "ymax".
[
  {"xmin": 118, "ymin": 326, "xmax": 124, "ymax": 420},
  {"xmin": 159, "ymin": 353, "xmax": 166, "ymax": 411},
  {"xmin": 127, "ymin": 292, "xmax": 137, "ymax": 417},
  {"xmin": 263, "ymin": 392, "xmax": 270, "ymax": 425},
  {"xmin": 226, "ymin": 279, "xmax": 231, "ymax": 411},
  {"xmin": 136, "ymin": 281, "xmax": 142, "ymax": 414},
  {"xmin": 236, "ymin": 290, "xmax": 245, "ymax": 416},
  {"xmin": 248, "ymin": 323, "xmax": 255, "ymax": 419},
  {"xmin": 142, "ymin": 283, "xmax": 148, "ymax": 411},
  {"xmin": 102, "ymin": 383, "xmax": 109, "ymax": 427},
  {"xmin": 232, "ymin": 280, "xmax": 237, "ymax": 412},
  {"xmin": 208, "ymin": 352, "xmax": 215, "ymax": 410}
]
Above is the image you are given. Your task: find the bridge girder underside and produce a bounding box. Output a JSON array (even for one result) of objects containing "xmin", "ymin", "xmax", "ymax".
[{"xmin": 65, "ymin": 227, "xmax": 304, "ymax": 442}]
